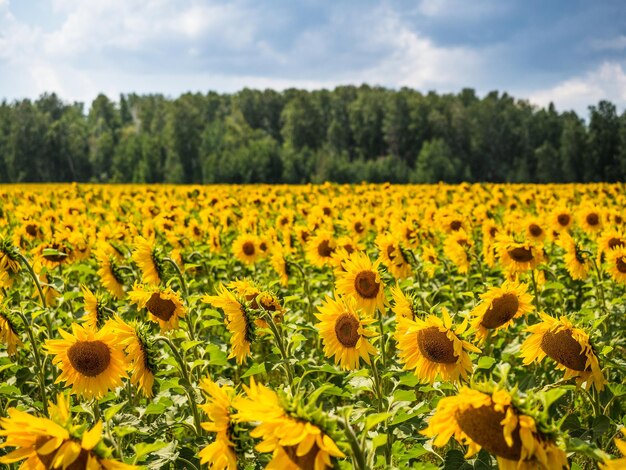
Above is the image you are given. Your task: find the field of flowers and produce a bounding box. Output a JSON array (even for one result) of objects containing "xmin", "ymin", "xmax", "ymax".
[{"xmin": 0, "ymin": 183, "xmax": 625, "ymax": 470}]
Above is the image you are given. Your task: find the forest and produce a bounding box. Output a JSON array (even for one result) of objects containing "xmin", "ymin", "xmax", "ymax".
[{"xmin": 0, "ymin": 85, "xmax": 624, "ymax": 184}]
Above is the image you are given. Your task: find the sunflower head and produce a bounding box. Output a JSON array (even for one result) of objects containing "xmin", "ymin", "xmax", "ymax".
[
  {"xmin": 335, "ymin": 251, "xmax": 386, "ymax": 316},
  {"xmin": 129, "ymin": 283, "xmax": 186, "ymax": 331},
  {"xmin": 132, "ymin": 236, "xmax": 164, "ymax": 285},
  {"xmin": 0, "ymin": 308, "xmax": 23, "ymax": 356},
  {"xmin": 496, "ymin": 237, "xmax": 544, "ymax": 273}
]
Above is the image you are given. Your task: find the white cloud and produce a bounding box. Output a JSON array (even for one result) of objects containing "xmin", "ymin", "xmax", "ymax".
[
  {"xmin": 528, "ymin": 62, "xmax": 626, "ymax": 114},
  {"xmin": 590, "ymin": 35, "xmax": 626, "ymax": 51}
]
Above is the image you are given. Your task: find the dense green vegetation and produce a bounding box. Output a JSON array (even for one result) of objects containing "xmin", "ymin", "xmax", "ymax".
[{"xmin": 0, "ymin": 86, "xmax": 625, "ymax": 183}]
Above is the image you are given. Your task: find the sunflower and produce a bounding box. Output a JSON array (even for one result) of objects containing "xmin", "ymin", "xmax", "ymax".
[
  {"xmin": 226, "ymin": 279, "xmax": 284, "ymax": 329},
  {"xmin": 95, "ymin": 242, "xmax": 126, "ymax": 299},
  {"xmin": 107, "ymin": 317, "xmax": 157, "ymax": 398},
  {"xmin": 233, "ymin": 378, "xmax": 345, "ymax": 469},
  {"xmin": 421, "ymin": 244, "xmax": 438, "ymax": 277},
  {"xmin": 198, "ymin": 377, "xmax": 239, "ymax": 470},
  {"xmin": 578, "ymin": 205, "xmax": 603, "ymax": 233},
  {"xmin": 396, "ymin": 307, "xmax": 479, "ymax": 384},
  {"xmin": 32, "ymin": 238, "xmax": 71, "ymax": 270},
  {"xmin": 132, "ymin": 236, "xmax": 163, "ymax": 285},
  {"xmin": 315, "ymin": 295, "xmax": 377, "ymax": 370},
  {"xmin": 556, "ymin": 231, "xmax": 589, "ymax": 280},
  {"xmin": 390, "ymin": 285, "xmax": 416, "ymax": 322},
  {"xmin": 470, "ymin": 281, "xmax": 534, "ymax": 343},
  {"xmin": 421, "ymin": 387, "xmax": 568, "ymax": 470},
  {"xmin": 232, "ymin": 233, "xmax": 260, "ymax": 265},
  {"xmin": 45, "ymin": 323, "xmax": 128, "ymax": 399},
  {"xmin": 81, "ymin": 286, "xmax": 112, "ymax": 331},
  {"xmin": 203, "ymin": 286, "xmax": 254, "ymax": 364},
  {"xmin": 443, "ymin": 230, "xmax": 473, "ymax": 274},
  {"xmin": 600, "ymin": 432, "xmax": 626, "ymax": 470},
  {"xmin": 0, "ymin": 309, "xmax": 22, "ymax": 356},
  {"xmin": 376, "ymin": 233, "xmax": 411, "ymax": 279},
  {"xmin": 525, "ymin": 217, "xmax": 547, "ymax": 242},
  {"xmin": 606, "ymin": 246, "xmax": 626, "ymax": 284},
  {"xmin": 270, "ymin": 248, "xmax": 290, "ymax": 287},
  {"xmin": 128, "ymin": 283, "xmax": 186, "ymax": 331},
  {"xmin": 520, "ymin": 312, "xmax": 606, "ymax": 391},
  {"xmin": 335, "ymin": 251, "xmax": 385, "ymax": 316},
  {"xmin": 208, "ymin": 226, "xmax": 222, "ymax": 253},
  {"xmin": 0, "ymin": 393, "xmax": 138, "ymax": 469},
  {"xmin": 306, "ymin": 230, "xmax": 336, "ymax": 267},
  {"xmin": 496, "ymin": 237, "xmax": 544, "ymax": 273},
  {"xmin": 551, "ymin": 206, "xmax": 573, "ymax": 232},
  {"xmin": 597, "ymin": 229, "xmax": 626, "ymax": 263}
]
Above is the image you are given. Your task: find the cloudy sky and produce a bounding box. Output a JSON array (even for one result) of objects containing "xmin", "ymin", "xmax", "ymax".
[{"xmin": 1, "ymin": 0, "xmax": 626, "ymax": 116}]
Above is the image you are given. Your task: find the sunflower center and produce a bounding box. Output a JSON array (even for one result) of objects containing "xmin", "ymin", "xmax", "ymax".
[
  {"xmin": 529, "ymin": 224, "xmax": 543, "ymax": 237},
  {"xmin": 557, "ymin": 214, "xmax": 570, "ymax": 226},
  {"xmin": 455, "ymin": 405, "xmax": 522, "ymax": 460},
  {"xmin": 450, "ymin": 220, "xmax": 462, "ymax": 231},
  {"xmin": 355, "ymin": 271, "xmax": 380, "ymax": 299},
  {"xmin": 25, "ymin": 224, "xmax": 38, "ymax": 236},
  {"xmin": 317, "ymin": 239, "xmax": 333, "ymax": 257},
  {"xmin": 507, "ymin": 247, "xmax": 534, "ymax": 262},
  {"xmin": 617, "ymin": 257, "xmax": 626, "ymax": 273},
  {"xmin": 540, "ymin": 329, "xmax": 589, "ymax": 371},
  {"xmin": 146, "ymin": 293, "xmax": 176, "ymax": 321},
  {"xmin": 334, "ymin": 314, "xmax": 360, "ymax": 348},
  {"xmin": 489, "ymin": 227, "xmax": 498, "ymax": 237},
  {"xmin": 355, "ymin": 221, "xmax": 364, "ymax": 233},
  {"xmin": 67, "ymin": 340, "xmax": 111, "ymax": 377},
  {"xmin": 387, "ymin": 244, "xmax": 397, "ymax": 260},
  {"xmin": 416, "ymin": 327, "xmax": 457, "ymax": 364},
  {"xmin": 284, "ymin": 442, "xmax": 319, "ymax": 470},
  {"xmin": 481, "ymin": 293, "xmax": 520, "ymax": 329},
  {"xmin": 242, "ymin": 242, "xmax": 255, "ymax": 256},
  {"xmin": 608, "ymin": 238, "xmax": 625, "ymax": 249},
  {"xmin": 586, "ymin": 213, "xmax": 599, "ymax": 226}
]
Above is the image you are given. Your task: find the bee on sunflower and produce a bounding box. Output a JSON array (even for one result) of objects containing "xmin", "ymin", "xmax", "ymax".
[
  {"xmin": 0, "ymin": 308, "xmax": 22, "ymax": 356},
  {"xmin": 605, "ymin": 246, "xmax": 626, "ymax": 284},
  {"xmin": 107, "ymin": 316, "xmax": 158, "ymax": 398},
  {"xmin": 470, "ymin": 281, "xmax": 534, "ymax": 343},
  {"xmin": 95, "ymin": 241, "xmax": 126, "ymax": 299},
  {"xmin": 496, "ymin": 236, "xmax": 545, "ymax": 274},
  {"xmin": 556, "ymin": 231, "xmax": 589, "ymax": 280},
  {"xmin": 203, "ymin": 286, "xmax": 255, "ymax": 364},
  {"xmin": 132, "ymin": 236, "xmax": 165, "ymax": 285},
  {"xmin": 0, "ymin": 393, "xmax": 138, "ymax": 469},
  {"xmin": 198, "ymin": 377, "xmax": 240, "ymax": 470},
  {"xmin": 233, "ymin": 378, "xmax": 346, "ymax": 469},
  {"xmin": 376, "ymin": 233, "xmax": 412, "ymax": 279},
  {"xmin": 128, "ymin": 283, "xmax": 186, "ymax": 331},
  {"xmin": 306, "ymin": 230, "xmax": 336, "ymax": 267},
  {"xmin": 81, "ymin": 286, "xmax": 112, "ymax": 331},
  {"xmin": 315, "ymin": 295, "xmax": 377, "ymax": 370},
  {"xmin": 232, "ymin": 233, "xmax": 260, "ymax": 265},
  {"xmin": 421, "ymin": 386, "xmax": 568, "ymax": 470},
  {"xmin": 335, "ymin": 251, "xmax": 386, "ymax": 316},
  {"xmin": 45, "ymin": 323, "xmax": 128, "ymax": 400},
  {"xmin": 520, "ymin": 312, "xmax": 606, "ymax": 391},
  {"xmin": 396, "ymin": 307, "xmax": 479, "ymax": 384}
]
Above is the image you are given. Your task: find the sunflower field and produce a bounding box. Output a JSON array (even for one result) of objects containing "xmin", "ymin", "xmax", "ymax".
[{"xmin": 0, "ymin": 183, "xmax": 625, "ymax": 470}]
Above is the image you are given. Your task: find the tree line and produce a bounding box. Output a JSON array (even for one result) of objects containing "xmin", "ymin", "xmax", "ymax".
[{"xmin": 0, "ymin": 86, "xmax": 625, "ymax": 184}]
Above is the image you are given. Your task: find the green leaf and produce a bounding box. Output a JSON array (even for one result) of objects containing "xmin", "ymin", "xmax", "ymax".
[
  {"xmin": 0, "ymin": 385, "xmax": 21, "ymax": 395},
  {"xmin": 372, "ymin": 433, "xmax": 387, "ymax": 451},
  {"xmin": 241, "ymin": 362, "xmax": 266, "ymax": 378},
  {"xmin": 104, "ymin": 400, "xmax": 127, "ymax": 421},
  {"xmin": 393, "ymin": 389, "xmax": 416, "ymax": 403},
  {"xmin": 363, "ymin": 412, "xmax": 391, "ymax": 433},
  {"xmin": 144, "ymin": 402, "xmax": 167, "ymax": 415},
  {"xmin": 477, "ymin": 356, "xmax": 496, "ymax": 369},
  {"xmin": 134, "ymin": 441, "xmax": 169, "ymax": 460},
  {"xmin": 399, "ymin": 373, "xmax": 419, "ymax": 387}
]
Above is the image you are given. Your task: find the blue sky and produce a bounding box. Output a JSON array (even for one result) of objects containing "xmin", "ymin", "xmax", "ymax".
[{"xmin": 1, "ymin": 0, "xmax": 626, "ymax": 116}]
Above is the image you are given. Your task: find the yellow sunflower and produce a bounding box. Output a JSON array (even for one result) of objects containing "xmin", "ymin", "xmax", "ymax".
[
  {"xmin": 335, "ymin": 251, "xmax": 386, "ymax": 316},
  {"xmin": 525, "ymin": 217, "xmax": 547, "ymax": 242},
  {"xmin": 520, "ymin": 312, "xmax": 606, "ymax": 391},
  {"xmin": 606, "ymin": 246, "xmax": 626, "ymax": 284},
  {"xmin": 315, "ymin": 295, "xmax": 377, "ymax": 370},
  {"xmin": 306, "ymin": 230, "xmax": 336, "ymax": 267},
  {"xmin": 597, "ymin": 229, "xmax": 626, "ymax": 263},
  {"xmin": 390, "ymin": 285, "xmax": 416, "ymax": 322},
  {"xmin": 271, "ymin": 248, "xmax": 290, "ymax": 287},
  {"xmin": 203, "ymin": 286, "xmax": 254, "ymax": 365},
  {"xmin": 0, "ymin": 309, "xmax": 22, "ymax": 356},
  {"xmin": 470, "ymin": 281, "xmax": 534, "ymax": 343},
  {"xmin": 422, "ymin": 387, "xmax": 568, "ymax": 470},
  {"xmin": 45, "ymin": 323, "xmax": 128, "ymax": 399},
  {"xmin": 198, "ymin": 377, "xmax": 239, "ymax": 470},
  {"xmin": 600, "ymin": 432, "xmax": 626, "ymax": 470},
  {"xmin": 578, "ymin": 205, "xmax": 603, "ymax": 233},
  {"xmin": 226, "ymin": 279, "xmax": 284, "ymax": 330},
  {"xmin": 81, "ymin": 285, "xmax": 111, "ymax": 331},
  {"xmin": 396, "ymin": 307, "xmax": 479, "ymax": 384},
  {"xmin": 132, "ymin": 236, "xmax": 163, "ymax": 285},
  {"xmin": 128, "ymin": 283, "xmax": 186, "ymax": 331},
  {"xmin": 233, "ymin": 378, "xmax": 345, "ymax": 469},
  {"xmin": 107, "ymin": 316, "xmax": 157, "ymax": 398},
  {"xmin": 95, "ymin": 242, "xmax": 126, "ymax": 299},
  {"xmin": 376, "ymin": 233, "xmax": 412, "ymax": 279},
  {"xmin": 551, "ymin": 206, "xmax": 573, "ymax": 232},
  {"xmin": 556, "ymin": 231, "xmax": 589, "ymax": 280},
  {"xmin": 0, "ymin": 393, "xmax": 138, "ymax": 469},
  {"xmin": 232, "ymin": 233, "xmax": 260, "ymax": 265},
  {"xmin": 443, "ymin": 230, "xmax": 473, "ymax": 274},
  {"xmin": 496, "ymin": 237, "xmax": 544, "ymax": 273},
  {"xmin": 421, "ymin": 244, "xmax": 439, "ymax": 277}
]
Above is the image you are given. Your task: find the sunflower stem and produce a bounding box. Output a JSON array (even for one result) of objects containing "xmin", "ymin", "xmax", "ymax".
[
  {"xmin": 155, "ymin": 336, "xmax": 202, "ymax": 435},
  {"xmin": 583, "ymin": 251, "xmax": 607, "ymax": 315},
  {"xmin": 92, "ymin": 399, "xmax": 101, "ymax": 421},
  {"xmin": 262, "ymin": 309, "xmax": 294, "ymax": 390},
  {"xmin": 376, "ymin": 307, "xmax": 387, "ymax": 371},
  {"xmin": 370, "ymin": 357, "xmax": 391, "ymax": 466},
  {"xmin": 339, "ymin": 410, "xmax": 368, "ymax": 470},
  {"xmin": 443, "ymin": 261, "xmax": 459, "ymax": 311},
  {"xmin": 15, "ymin": 309, "xmax": 48, "ymax": 416},
  {"xmin": 288, "ymin": 260, "xmax": 314, "ymax": 325},
  {"xmin": 16, "ymin": 252, "xmax": 53, "ymax": 338},
  {"xmin": 530, "ymin": 269, "xmax": 541, "ymax": 311}
]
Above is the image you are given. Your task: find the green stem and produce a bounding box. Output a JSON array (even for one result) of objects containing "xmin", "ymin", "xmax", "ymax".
[
  {"xmin": 288, "ymin": 261, "xmax": 314, "ymax": 324},
  {"xmin": 155, "ymin": 336, "xmax": 202, "ymax": 435},
  {"xmin": 530, "ymin": 269, "xmax": 541, "ymax": 311},
  {"xmin": 371, "ymin": 358, "xmax": 391, "ymax": 466},
  {"xmin": 164, "ymin": 257, "xmax": 197, "ymax": 344},
  {"xmin": 16, "ymin": 310, "xmax": 48, "ymax": 416},
  {"xmin": 376, "ymin": 307, "xmax": 387, "ymax": 370},
  {"xmin": 16, "ymin": 252, "xmax": 53, "ymax": 338},
  {"xmin": 263, "ymin": 309, "xmax": 294, "ymax": 389},
  {"xmin": 583, "ymin": 251, "xmax": 607, "ymax": 314},
  {"xmin": 340, "ymin": 411, "xmax": 368, "ymax": 470},
  {"xmin": 92, "ymin": 399, "xmax": 101, "ymax": 421},
  {"xmin": 443, "ymin": 261, "xmax": 459, "ymax": 311}
]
